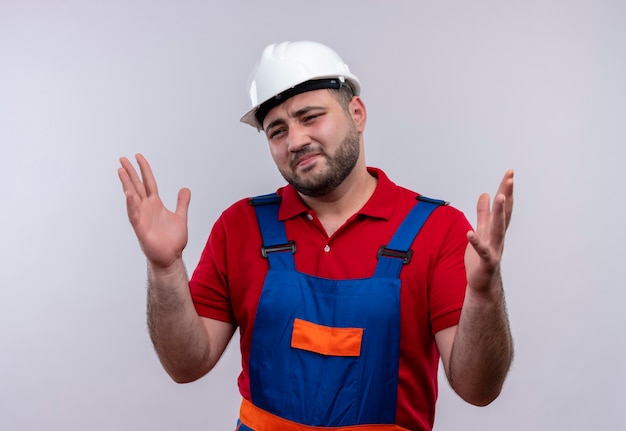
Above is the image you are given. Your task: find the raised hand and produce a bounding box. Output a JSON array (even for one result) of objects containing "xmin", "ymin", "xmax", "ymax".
[
  {"xmin": 118, "ymin": 154, "xmax": 191, "ymax": 269},
  {"xmin": 465, "ymin": 170, "xmax": 514, "ymax": 294}
]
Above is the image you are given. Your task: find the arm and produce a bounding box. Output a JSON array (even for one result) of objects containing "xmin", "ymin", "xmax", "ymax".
[
  {"xmin": 118, "ymin": 154, "xmax": 235, "ymax": 383},
  {"xmin": 435, "ymin": 170, "xmax": 515, "ymax": 406},
  {"xmin": 146, "ymin": 260, "xmax": 235, "ymax": 383}
]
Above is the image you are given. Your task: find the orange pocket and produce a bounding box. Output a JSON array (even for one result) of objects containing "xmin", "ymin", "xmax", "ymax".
[{"xmin": 291, "ymin": 318, "xmax": 363, "ymax": 357}]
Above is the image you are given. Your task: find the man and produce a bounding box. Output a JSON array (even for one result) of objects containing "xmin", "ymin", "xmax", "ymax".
[{"xmin": 118, "ymin": 41, "xmax": 514, "ymax": 431}]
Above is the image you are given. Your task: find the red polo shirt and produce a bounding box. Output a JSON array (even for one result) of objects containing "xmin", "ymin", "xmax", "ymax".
[{"xmin": 190, "ymin": 167, "xmax": 471, "ymax": 431}]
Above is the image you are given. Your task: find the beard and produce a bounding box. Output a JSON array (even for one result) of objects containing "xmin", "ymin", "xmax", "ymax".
[{"xmin": 279, "ymin": 123, "xmax": 360, "ymax": 197}]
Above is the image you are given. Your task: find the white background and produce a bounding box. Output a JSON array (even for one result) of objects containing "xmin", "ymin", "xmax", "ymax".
[{"xmin": 1, "ymin": 1, "xmax": 625, "ymax": 430}]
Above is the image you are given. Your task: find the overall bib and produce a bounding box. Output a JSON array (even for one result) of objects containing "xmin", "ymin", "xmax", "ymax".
[{"xmin": 237, "ymin": 193, "xmax": 445, "ymax": 431}]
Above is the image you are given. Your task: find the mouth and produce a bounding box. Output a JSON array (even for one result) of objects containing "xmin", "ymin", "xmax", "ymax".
[{"xmin": 292, "ymin": 152, "xmax": 321, "ymax": 170}]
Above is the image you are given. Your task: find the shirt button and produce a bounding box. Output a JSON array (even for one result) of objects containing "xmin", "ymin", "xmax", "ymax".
[
  {"xmin": 323, "ymin": 245, "xmax": 331, "ymax": 252},
  {"xmin": 307, "ymin": 213, "xmax": 314, "ymax": 221}
]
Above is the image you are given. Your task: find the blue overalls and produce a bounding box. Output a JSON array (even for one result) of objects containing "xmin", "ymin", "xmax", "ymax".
[{"xmin": 237, "ymin": 193, "xmax": 446, "ymax": 431}]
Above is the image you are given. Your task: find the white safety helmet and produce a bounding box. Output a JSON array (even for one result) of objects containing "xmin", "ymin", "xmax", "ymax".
[{"xmin": 240, "ymin": 41, "xmax": 361, "ymax": 130}]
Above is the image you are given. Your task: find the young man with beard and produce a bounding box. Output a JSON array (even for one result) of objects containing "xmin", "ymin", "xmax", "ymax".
[{"xmin": 118, "ymin": 41, "xmax": 514, "ymax": 431}]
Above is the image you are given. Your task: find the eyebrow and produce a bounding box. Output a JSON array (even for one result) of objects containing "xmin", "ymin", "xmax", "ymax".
[{"xmin": 264, "ymin": 105, "xmax": 326, "ymax": 134}]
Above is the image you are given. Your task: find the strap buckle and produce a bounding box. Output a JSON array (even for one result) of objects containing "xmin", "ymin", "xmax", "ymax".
[
  {"xmin": 377, "ymin": 246, "xmax": 413, "ymax": 265},
  {"xmin": 261, "ymin": 240, "xmax": 296, "ymax": 258}
]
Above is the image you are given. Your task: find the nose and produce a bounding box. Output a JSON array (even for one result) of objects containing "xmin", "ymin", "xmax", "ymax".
[{"xmin": 286, "ymin": 123, "xmax": 311, "ymax": 153}]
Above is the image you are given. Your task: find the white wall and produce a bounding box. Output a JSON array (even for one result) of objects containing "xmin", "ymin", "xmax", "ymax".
[{"xmin": 1, "ymin": 1, "xmax": 624, "ymax": 429}]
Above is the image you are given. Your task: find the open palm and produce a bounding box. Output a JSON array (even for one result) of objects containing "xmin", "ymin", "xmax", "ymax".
[
  {"xmin": 465, "ymin": 170, "xmax": 514, "ymax": 294},
  {"xmin": 118, "ymin": 154, "xmax": 190, "ymax": 269}
]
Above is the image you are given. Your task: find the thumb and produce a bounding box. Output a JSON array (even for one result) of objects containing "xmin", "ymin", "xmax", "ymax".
[{"xmin": 175, "ymin": 187, "xmax": 191, "ymax": 219}]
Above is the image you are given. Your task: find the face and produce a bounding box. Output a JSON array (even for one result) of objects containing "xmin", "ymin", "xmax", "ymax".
[{"xmin": 263, "ymin": 90, "xmax": 362, "ymax": 197}]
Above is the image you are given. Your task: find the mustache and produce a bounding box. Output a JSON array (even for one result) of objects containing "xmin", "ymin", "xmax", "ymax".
[{"xmin": 290, "ymin": 146, "xmax": 325, "ymax": 169}]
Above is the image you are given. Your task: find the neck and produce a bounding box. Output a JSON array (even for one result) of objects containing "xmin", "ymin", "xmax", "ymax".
[{"xmin": 299, "ymin": 163, "xmax": 377, "ymax": 236}]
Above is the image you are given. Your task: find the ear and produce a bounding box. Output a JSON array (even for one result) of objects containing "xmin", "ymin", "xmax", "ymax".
[{"xmin": 348, "ymin": 96, "xmax": 367, "ymax": 133}]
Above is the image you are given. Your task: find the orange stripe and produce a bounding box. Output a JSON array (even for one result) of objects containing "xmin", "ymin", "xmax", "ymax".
[
  {"xmin": 239, "ymin": 399, "xmax": 410, "ymax": 431},
  {"xmin": 291, "ymin": 318, "xmax": 363, "ymax": 357}
]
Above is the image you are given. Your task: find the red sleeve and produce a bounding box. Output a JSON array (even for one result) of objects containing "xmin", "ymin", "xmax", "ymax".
[
  {"xmin": 189, "ymin": 214, "xmax": 237, "ymax": 324},
  {"xmin": 188, "ymin": 196, "xmax": 269, "ymax": 334},
  {"xmin": 427, "ymin": 207, "xmax": 471, "ymax": 334}
]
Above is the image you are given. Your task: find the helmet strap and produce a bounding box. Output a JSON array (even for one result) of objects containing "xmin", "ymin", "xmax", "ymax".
[{"xmin": 255, "ymin": 78, "xmax": 346, "ymax": 128}]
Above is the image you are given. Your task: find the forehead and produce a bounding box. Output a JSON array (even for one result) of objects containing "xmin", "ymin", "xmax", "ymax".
[{"xmin": 263, "ymin": 89, "xmax": 336, "ymax": 124}]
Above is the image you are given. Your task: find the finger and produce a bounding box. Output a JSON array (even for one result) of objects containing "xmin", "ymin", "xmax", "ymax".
[
  {"xmin": 117, "ymin": 164, "xmax": 134, "ymax": 195},
  {"xmin": 467, "ymin": 230, "xmax": 492, "ymax": 261},
  {"xmin": 175, "ymin": 188, "xmax": 191, "ymax": 220},
  {"xmin": 489, "ymin": 193, "xmax": 507, "ymax": 248},
  {"xmin": 119, "ymin": 156, "xmax": 147, "ymax": 199},
  {"xmin": 118, "ymin": 164, "xmax": 146, "ymax": 209},
  {"xmin": 497, "ymin": 170, "xmax": 514, "ymax": 228},
  {"xmin": 135, "ymin": 153, "xmax": 159, "ymax": 197},
  {"xmin": 496, "ymin": 170, "xmax": 514, "ymax": 196},
  {"xmin": 117, "ymin": 167, "xmax": 144, "ymax": 229},
  {"xmin": 475, "ymin": 193, "xmax": 491, "ymax": 235}
]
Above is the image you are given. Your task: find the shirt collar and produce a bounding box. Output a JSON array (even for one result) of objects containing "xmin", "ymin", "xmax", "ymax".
[{"xmin": 277, "ymin": 167, "xmax": 397, "ymax": 221}]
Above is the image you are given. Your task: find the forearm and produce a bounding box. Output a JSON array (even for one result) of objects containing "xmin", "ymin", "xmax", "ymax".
[
  {"xmin": 448, "ymin": 275, "xmax": 513, "ymax": 406},
  {"xmin": 147, "ymin": 258, "xmax": 211, "ymax": 383}
]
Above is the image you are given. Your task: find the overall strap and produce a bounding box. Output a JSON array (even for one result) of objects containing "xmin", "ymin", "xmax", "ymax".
[
  {"xmin": 250, "ymin": 193, "xmax": 296, "ymax": 271},
  {"xmin": 374, "ymin": 196, "xmax": 448, "ymax": 278}
]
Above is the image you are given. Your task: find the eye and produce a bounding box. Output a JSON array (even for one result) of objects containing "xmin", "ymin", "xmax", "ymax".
[
  {"xmin": 303, "ymin": 114, "xmax": 321, "ymax": 123},
  {"xmin": 268, "ymin": 127, "xmax": 286, "ymax": 140}
]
